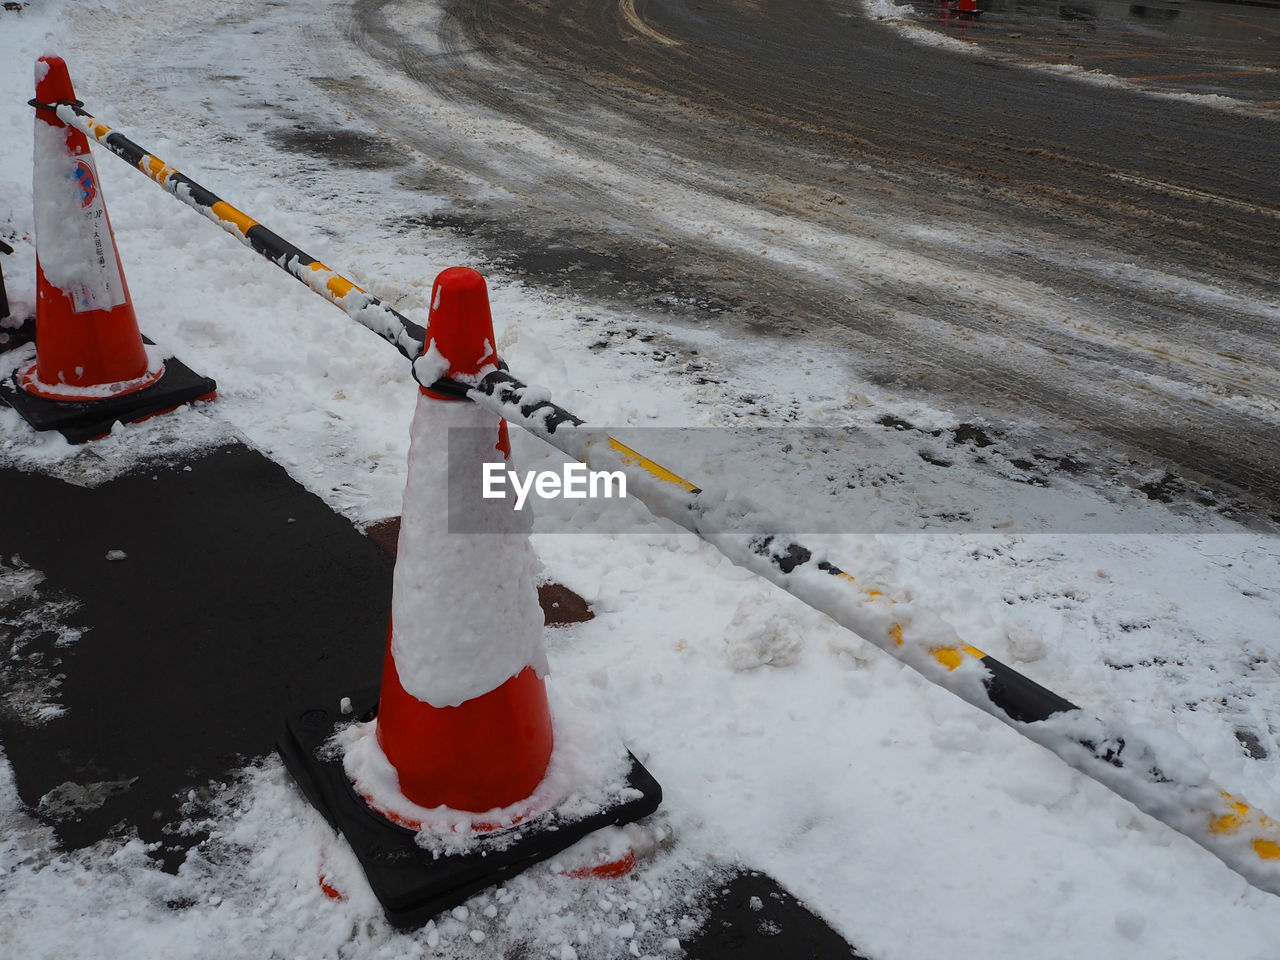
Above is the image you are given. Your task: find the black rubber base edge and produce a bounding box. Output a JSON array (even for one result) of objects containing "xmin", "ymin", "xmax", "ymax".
[
  {"xmin": 0, "ymin": 341, "xmax": 216, "ymax": 443},
  {"xmin": 278, "ymin": 686, "xmax": 663, "ymax": 929}
]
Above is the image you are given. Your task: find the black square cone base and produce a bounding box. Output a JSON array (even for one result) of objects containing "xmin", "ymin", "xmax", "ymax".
[
  {"xmin": 278, "ymin": 687, "xmax": 663, "ymax": 929},
  {"xmin": 0, "ymin": 342, "xmax": 216, "ymax": 443}
]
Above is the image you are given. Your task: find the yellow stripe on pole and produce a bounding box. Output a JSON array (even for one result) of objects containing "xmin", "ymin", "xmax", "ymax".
[
  {"xmin": 607, "ymin": 438, "xmax": 698, "ymax": 492},
  {"xmin": 1207, "ymin": 793, "xmax": 1280, "ymax": 863},
  {"xmin": 210, "ymin": 201, "xmax": 258, "ymax": 237},
  {"xmin": 142, "ymin": 154, "xmax": 177, "ymax": 185},
  {"xmin": 329, "ymin": 275, "xmax": 363, "ymax": 298},
  {"xmin": 307, "ymin": 262, "xmax": 365, "ymax": 300},
  {"xmin": 1211, "ymin": 794, "xmax": 1252, "ymax": 835},
  {"xmin": 934, "ymin": 648, "xmax": 964, "ymax": 670},
  {"xmin": 933, "ymin": 644, "xmax": 988, "ymax": 670}
]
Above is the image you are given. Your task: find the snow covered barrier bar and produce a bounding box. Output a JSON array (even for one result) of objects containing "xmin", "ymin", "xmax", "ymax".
[
  {"xmin": 47, "ymin": 100, "xmax": 426, "ymax": 362},
  {"xmin": 441, "ymin": 367, "xmax": 1280, "ymax": 898}
]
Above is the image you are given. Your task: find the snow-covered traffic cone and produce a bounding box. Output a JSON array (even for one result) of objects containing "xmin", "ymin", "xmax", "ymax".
[
  {"xmin": 22, "ymin": 55, "xmax": 161, "ymax": 401},
  {"xmin": 0, "ymin": 56, "xmax": 215, "ymax": 441},
  {"xmin": 375, "ymin": 265, "xmax": 554, "ymax": 812},
  {"xmin": 277, "ymin": 267, "xmax": 661, "ymax": 929}
]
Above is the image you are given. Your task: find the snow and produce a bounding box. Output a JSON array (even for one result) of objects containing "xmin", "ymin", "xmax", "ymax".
[
  {"xmin": 2, "ymin": 1, "xmax": 1280, "ymax": 958},
  {"xmin": 389, "ymin": 392, "xmax": 547, "ymax": 706}
]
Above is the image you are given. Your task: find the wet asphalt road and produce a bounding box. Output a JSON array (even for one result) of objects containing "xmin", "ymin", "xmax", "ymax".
[{"xmin": 333, "ymin": 0, "xmax": 1279, "ymax": 520}]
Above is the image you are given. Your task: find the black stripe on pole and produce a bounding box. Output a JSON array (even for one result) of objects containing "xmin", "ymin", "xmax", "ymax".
[
  {"xmin": 474, "ymin": 370, "xmax": 586, "ymax": 433},
  {"xmin": 243, "ymin": 224, "xmax": 317, "ymax": 269},
  {"xmin": 978, "ymin": 656, "xmax": 1078, "ymax": 722},
  {"xmin": 164, "ymin": 173, "xmax": 222, "ymax": 211},
  {"xmin": 101, "ymin": 130, "xmax": 148, "ymax": 168}
]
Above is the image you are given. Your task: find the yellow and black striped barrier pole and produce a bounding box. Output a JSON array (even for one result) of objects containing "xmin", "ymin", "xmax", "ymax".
[
  {"xmin": 47, "ymin": 100, "xmax": 426, "ymax": 362},
  {"xmin": 454, "ymin": 369, "xmax": 1280, "ymax": 897},
  {"xmin": 60, "ymin": 100, "xmax": 1280, "ymax": 897}
]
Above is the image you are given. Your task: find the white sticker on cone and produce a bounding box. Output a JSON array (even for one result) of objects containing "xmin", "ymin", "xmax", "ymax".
[
  {"xmin": 32, "ymin": 122, "xmax": 128, "ymax": 315},
  {"xmin": 66, "ymin": 158, "xmax": 126, "ymax": 313}
]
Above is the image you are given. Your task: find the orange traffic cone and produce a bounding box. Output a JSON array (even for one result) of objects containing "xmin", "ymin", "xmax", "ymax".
[
  {"xmin": 0, "ymin": 56, "xmax": 215, "ymax": 442},
  {"xmin": 23, "ymin": 55, "xmax": 162, "ymax": 401},
  {"xmin": 375, "ymin": 266, "xmax": 554, "ymax": 812},
  {"xmin": 275, "ymin": 267, "xmax": 660, "ymax": 928}
]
